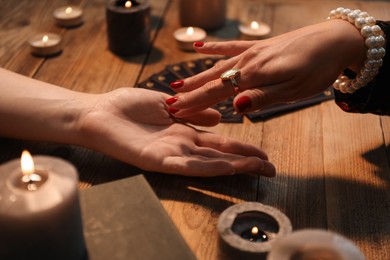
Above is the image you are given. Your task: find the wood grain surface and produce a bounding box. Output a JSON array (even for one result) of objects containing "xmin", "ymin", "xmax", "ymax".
[{"xmin": 1, "ymin": 0, "xmax": 390, "ymax": 259}]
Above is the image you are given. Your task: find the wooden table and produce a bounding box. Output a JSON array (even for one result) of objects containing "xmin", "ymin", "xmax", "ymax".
[{"xmin": 1, "ymin": 0, "xmax": 390, "ymax": 259}]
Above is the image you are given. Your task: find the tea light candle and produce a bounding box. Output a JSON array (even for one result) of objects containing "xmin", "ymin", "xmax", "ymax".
[
  {"xmin": 239, "ymin": 21, "xmax": 271, "ymax": 40},
  {"xmin": 106, "ymin": 0, "xmax": 151, "ymax": 56},
  {"xmin": 53, "ymin": 6, "xmax": 83, "ymax": 27},
  {"xmin": 173, "ymin": 26, "xmax": 206, "ymax": 51},
  {"xmin": 217, "ymin": 202, "xmax": 292, "ymax": 259},
  {"xmin": 268, "ymin": 229, "xmax": 365, "ymax": 260},
  {"xmin": 0, "ymin": 151, "xmax": 86, "ymax": 260},
  {"xmin": 28, "ymin": 33, "xmax": 62, "ymax": 57}
]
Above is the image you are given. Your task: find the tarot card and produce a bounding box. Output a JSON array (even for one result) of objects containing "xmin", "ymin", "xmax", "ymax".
[
  {"xmin": 246, "ymin": 88, "xmax": 334, "ymax": 121},
  {"xmin": 166, "ymin": 63, "xmax": 194, "ymax": 79}
]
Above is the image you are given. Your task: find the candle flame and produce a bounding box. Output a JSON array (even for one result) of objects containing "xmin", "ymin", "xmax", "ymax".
[
  {"xmin": 186, "ymin": 27, "xmax": 194, "ymax": 36},
  {"xmin": 65, "ymin": 7, "xmax": 73, "ymax": 14},
  {"xmin": 250, "ymin": 21, "xmax": 259, "ymax": 30},
  {"xmin": 21, "ymin": 150, "xmax": 35, "ymax": 176},
  {"xmin": 125, "ymin": 1, "xmax": 132, "ymax": 8},
  {"xmin": 42, "ymin": 35, "xmax": 49, "ymax": 43},
  {"xmin": 251, "ymin": 226, "xmax": 259, "ymax": 235}
]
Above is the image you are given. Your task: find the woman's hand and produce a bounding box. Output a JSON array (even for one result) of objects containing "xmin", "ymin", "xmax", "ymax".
[
  {"xmin": 165, "ymin": 19, "xmax": 366, "ymax": 115},
  {"xmin": 78, "ymin": 88, "xmax": 275, "ymax": 177}
]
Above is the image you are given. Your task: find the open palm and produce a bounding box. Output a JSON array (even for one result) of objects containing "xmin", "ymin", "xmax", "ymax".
[{"xmin": 79, "ymin": 88, "xmax": 275, "ymax": 177}]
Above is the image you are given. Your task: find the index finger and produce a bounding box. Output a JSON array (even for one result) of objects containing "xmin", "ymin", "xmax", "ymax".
[
  {"xmin": 172, "ymin": 56, "xmax": 240, "ymax": 93},
  {"xmin": 167, "ymin": 77, "xmax": 237, "ymax": 115}
]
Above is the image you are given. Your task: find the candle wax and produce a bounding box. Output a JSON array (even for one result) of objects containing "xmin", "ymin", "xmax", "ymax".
[
  {"xmin": 239, "ymin": 21, "xmax": 271, "ymax": 40},
  {"xmin": 53, "ymin": 6, "xmax": 83, "ymax": 27},
  {"xmin": 0, "ymin": 156, "xmax": 86, "ymax": 260},
  {"xmin": 106, "ymin": 0, "xmax": 151, "ymax": 56},
  {"xmin": 28, "ymin": 33, "xmax": 62, "ymax": 56},
  {"xmin": 173, "ymin": 27, "xmax": 206, "ymax": 51}
]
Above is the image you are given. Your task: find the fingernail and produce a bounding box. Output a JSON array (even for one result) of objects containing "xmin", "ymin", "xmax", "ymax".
[
  {"xmin": 170, "ymin": 80, "xmax": 184, "ymax": 89},
  {"xmin": 165, "ymin": 97, "xmax": 178, "ymax": 105},
  {"xmin": 168, "ymin": 107, "xmax": 180, "ymax": 114},
  {"xmin": 235, "ymin": 96, "xmax": 252, "ymax": 113},
  {"xmin": 194, "ymin": 41, "xmax": 205, "ymax": 47}
]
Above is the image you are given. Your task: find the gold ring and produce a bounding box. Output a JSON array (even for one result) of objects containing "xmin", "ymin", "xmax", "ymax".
[{"xmin": 221, "ymin": 68, "xmax": 240, "ymax": 95}]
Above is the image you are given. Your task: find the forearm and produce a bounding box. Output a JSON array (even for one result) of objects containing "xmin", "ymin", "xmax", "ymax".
[{"xmin": 0, "ymin": 68, "xmax": 94, "ymax": 145}]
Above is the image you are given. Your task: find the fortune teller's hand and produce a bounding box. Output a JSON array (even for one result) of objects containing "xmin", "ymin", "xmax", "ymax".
[
  {"xmin": 78, "ymin": 88, "xmax": 275, "ymax": 176},
  {"xmin": 165, "ymin": 19, "xmax": 366, "ymax": 115}
]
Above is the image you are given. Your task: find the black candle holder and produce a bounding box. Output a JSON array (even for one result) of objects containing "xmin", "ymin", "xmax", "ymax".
[
  {"xmin": 106, "ymin": 0, "xmax": 151, "ymax": 56},
  {"xmin": 217, "ymin": 202, "xmax": 292, "ymax": 259}
]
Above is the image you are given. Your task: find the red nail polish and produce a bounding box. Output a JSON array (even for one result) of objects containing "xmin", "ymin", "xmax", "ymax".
[
  {"xmin": 235, "ymin": 96, "xmax": 252, "ymax": 113},
  {"xmin": 165, "ymin": 97, "xmax": 178, "ymax": 105},
  {"xmin": 168, "ymin": 107, "xmax": 180, "ymax": 114},
  {"xmin": 170, "ymin": 80, "xmax": 184, "ymax": 89},
  {"xmin": 194, "ymin": 41, "xmax": 205, "ymax": 47}
]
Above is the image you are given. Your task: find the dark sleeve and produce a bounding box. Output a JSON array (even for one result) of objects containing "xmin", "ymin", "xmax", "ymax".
[{"xmin": 334, "ymin": 20, "xmax": 390, "ymax": 115}]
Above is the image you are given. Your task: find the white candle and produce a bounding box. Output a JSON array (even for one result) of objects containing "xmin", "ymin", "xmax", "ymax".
[
  {"xmin": 239, "ymin": 20, "xmax": 271, "ymax": 40},
  {"xmin": 28, "ymin": 33, "xmax": 62, "ymax": 56},
  {"xmin": 268, "ymin": 229, "xmax": 365, "ymax": 260},
  {"xmin": 53, "ymin": 6, "xmax": 83, "ymax": 27},
  {"xmin": 0, "ymin": 151, "xmax": 86, "ymax": 260},
  {"xmin": 173, "ymin": 26, "xmax": 206, "ymax": 51}
]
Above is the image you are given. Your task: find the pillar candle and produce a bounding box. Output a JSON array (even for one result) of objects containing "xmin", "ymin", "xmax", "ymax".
[
  {"xmin": 0, "ymin": 152, "xmax": 86, "ymax": 260},
  {"xmin": 106, "ymin": 0, "xmax": 151, "ymax": 56},
  {"xmin": 179, "ymin": 0, "xmax": 226, "ymax": 30}
]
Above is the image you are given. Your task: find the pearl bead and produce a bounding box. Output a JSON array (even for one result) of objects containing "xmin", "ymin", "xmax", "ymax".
[
  {"xmin": 347, "ymin": 12, "xmax": 359, "ymax": 23},
  {"xmin": 372, "ymin": 25, "xmax": 382, "ymax": 36},
  {"xmin": 346, "ymin": 86, "xmax": 356, "ymax": 93},
  {"xmin": 361, "ymin": 26, "xmax": 373, "ymax": 38},
  {"xmin": 365, "ymin": 16, "xmax": 376, "ymax": 26},
  {"xmin": 367, "ymin": 48, "xmax": 379, "ymax": 59},
  {"xmin": 339, "ymin": 81, "xmax": 348, "ymax": 90},
  {"xmin": 355, "ymin": 17, "xmax": 367, "ymax": 29},
  {"xmin": 365, "ymin": 36, "xmax": 377, "ymax": 48},
  {"xmin": 357, "ymin": 75, "xmax": 371, "ymax": 84},
  {"xmin": 375, "ymin": 36, "xmax": 385, "ymax": 47},
  {"xmin": 351, "ymin": 79, "xmax": 363, "ymax": 89},
  {"xmin": 329, "ymin": 10, "xmax": 337, "ymax": 18},
  {"xmin": 341, "ymin": 8, "xmax": 351, "ymax": 19},
  {"xmin": 330, "ymin": 7, "xmax": 384, "ymax": 94},
  {"xmin": 377, "ymin": 47, "xmax": 386, "ymax": 59}
]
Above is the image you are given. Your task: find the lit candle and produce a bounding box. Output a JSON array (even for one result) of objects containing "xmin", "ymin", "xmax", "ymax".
[
  {"xmin": 28, "ymin": 33, "xmax": 62, "ymax": 57},
  {"xmin": 217, "ymin": 202, "xmax": 292, "ymax": 258},
  {"xmin": 268, "ymin": 229, "xmax": 365, "ymax": 260},
  {"xmin": 0, "ymin": 151, "xmax": 86, "ymax": 260},
  {"xmin": 241, "ymin": 225, "xmax": 268, "ymax": 243},
  {"xmin": 239, "ymin": 20, "xmax": 271, "ymax": 40},
  {"xmin": 53, "ymin": 5, "xmax": 83, "ymax": 27},
  {"xmin": 106, "ymin": 0, "xmax": 151, "ymax": 56},
  {"xmin": 173, "ymin": 26, "xmax": 207, "ymax": 51}
]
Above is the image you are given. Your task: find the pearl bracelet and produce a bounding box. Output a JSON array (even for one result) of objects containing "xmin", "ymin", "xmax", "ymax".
[{"xmin": 328, "ymin": 7, "xmax": 386, "ymax": 93}]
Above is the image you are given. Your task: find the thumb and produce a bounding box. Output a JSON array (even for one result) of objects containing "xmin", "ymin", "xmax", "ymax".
[{"xmin": 194, "ymin": 41, "xmax": 256, "ymax": 56}]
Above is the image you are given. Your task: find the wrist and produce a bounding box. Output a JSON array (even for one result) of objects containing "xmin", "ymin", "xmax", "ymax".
[{"xmin": 328, "ymin": 7, "xmax": 386, "ymax": 93}]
